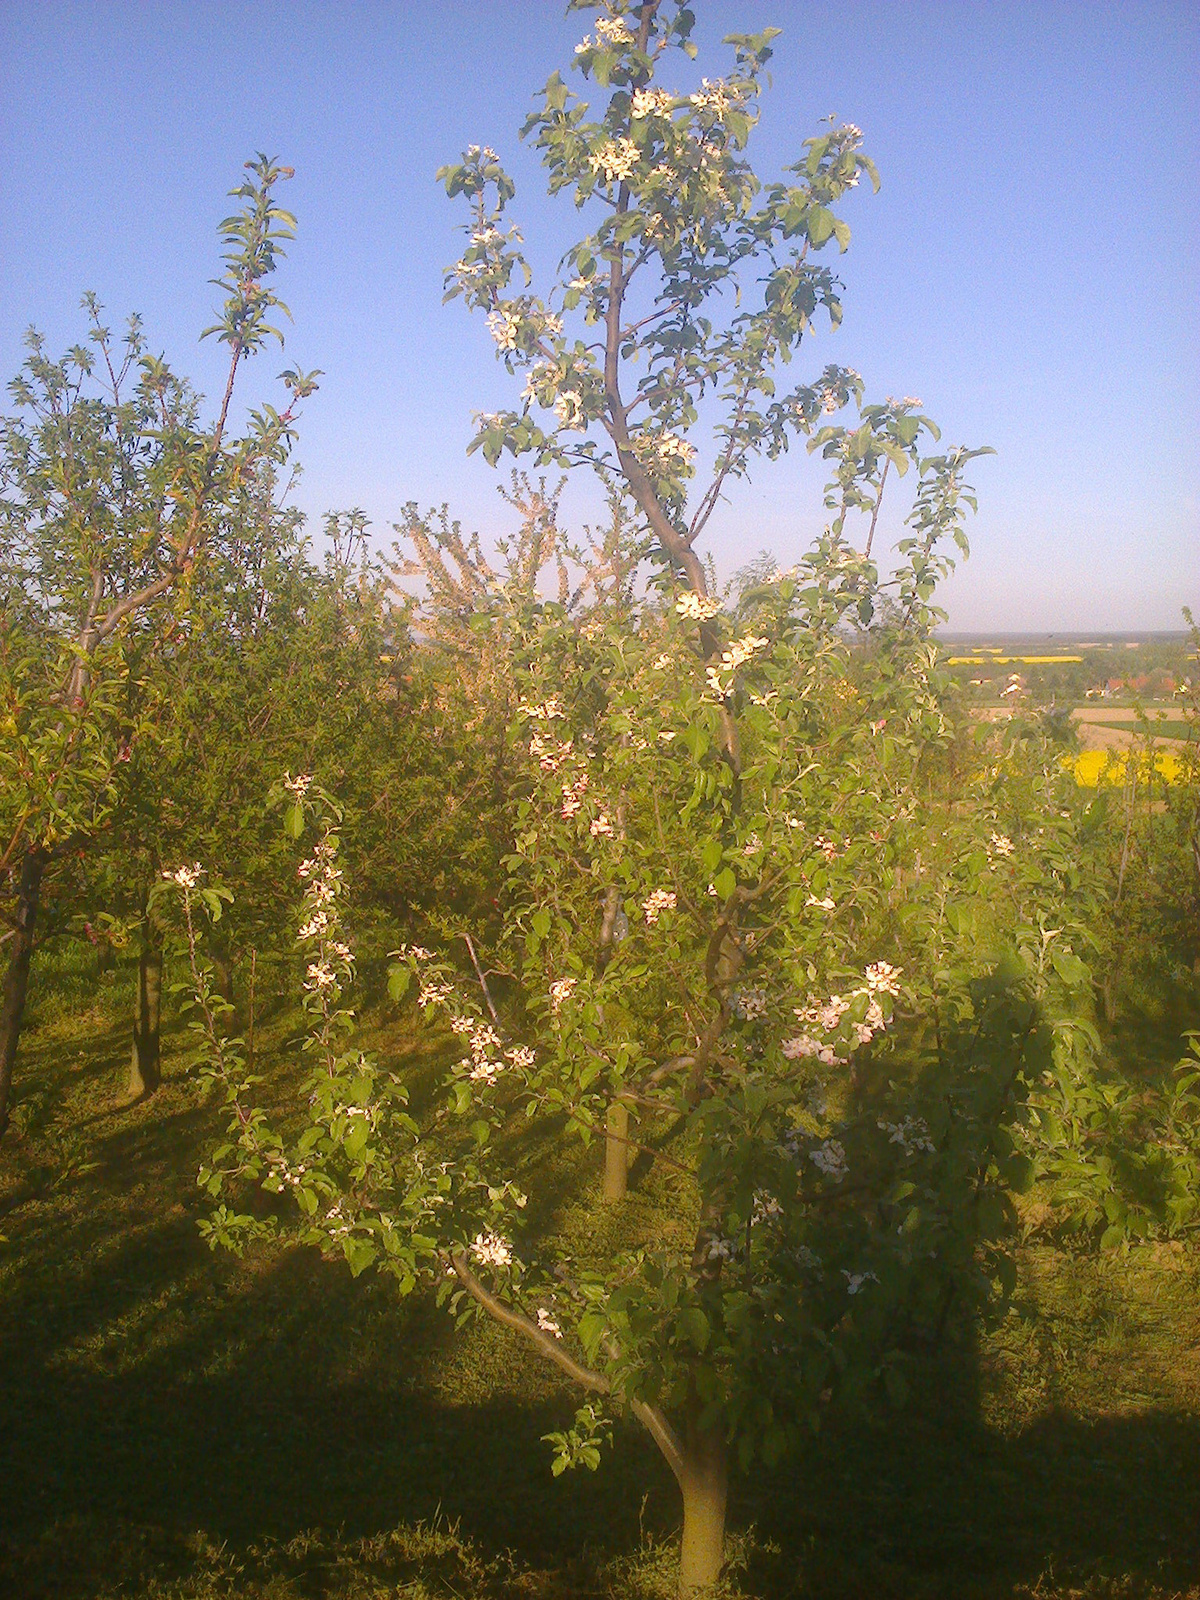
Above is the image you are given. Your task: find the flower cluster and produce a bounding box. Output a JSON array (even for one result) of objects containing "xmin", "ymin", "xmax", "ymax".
[
  {"xmin": 470, "ymin": 1231, "xmax": 513, "ymax": 1269},
  {"xmin": 518, "ymin": 696, "xmax": 566, "ymax": 721},
  {"xmin": 734, "ymin": 986, "xmax": 768, "ymax": 1022},
  {"xmin": 810, "ymin": 1139, "xmax": 848, "ymax": 1181},
  {"xmin": 560, "ymin": 772, "xmax": 589, "ymax": 819},
  {"xmin": 163, "ymin": 862, "xmax": 203, "ymax": 889},
  {"xmin": 641, "ymin": 888, "xmax": 677, "ymax": 924},
  {"xmin": 785, "ymin": 965, "xmax": 900, "ymax": 1064},
  {"xmin": 594, "ymin": 14, "xmax": 633, "ymax": 44},
  {"xmin": 705, "ymin": 634, "xmax": 770, "ymax": 697},
  {"xmin": 690, "ymin": 78, "xmax": 733, "ymax": 117},
  {"xmin": 297, "ymin": 832, "xmax": 352, "ymax": 997},
  {"xmin": 631, "ymin": 86, "xmax": 675, "ymax": 119},
  {"xmin": 639, "ymin": 431, "xmax": 695, "ymax": 473},
  {"xmin": 529, "ymin": 732, "xmax": 574, "ymax": 772},
  {"xmin": 549, "ymin": 976, "xmax": 577, "ymax": 1011},
  {"xmin": 989, "ymin": 832, "xmax": 1015, "ymax": 859},
  {"xmin": 843, "ymin": 1269, "xmax": 878, "ymax": 1295},
  {"xmin": 590, "ymin": 137, "xmax": 641, "ymax": 185},
  {"xmin": 878, "ymin": 1116, "xmax": 936, "ymax": 1156},
  {"xmin": 674, "ymin": 591, "xmax": 723, "ymax": 622}
]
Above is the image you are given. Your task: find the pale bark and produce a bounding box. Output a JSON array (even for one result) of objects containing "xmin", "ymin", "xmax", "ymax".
[
  {"xmin": 677, "ymin": 1409, "xmax": 729, "ymax": 1595},
  {"xmin": 602, "ymin": 1097, "xmax": 631, "ymax": 1202}
]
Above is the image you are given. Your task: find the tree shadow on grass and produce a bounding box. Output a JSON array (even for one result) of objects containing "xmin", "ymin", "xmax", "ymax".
[{"xmin": 2, "ymin": 1204, "xmax": 1199, "ymax": 1599}]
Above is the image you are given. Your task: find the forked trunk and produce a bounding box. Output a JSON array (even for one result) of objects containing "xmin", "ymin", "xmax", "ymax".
[
  {"xmin": 0, "ymin": 848, "xmax": 47, "ymax": 1139},
  {"xmin": 677, "ymin": 1410, "xmax": 728, "ymax": 1595},
  {"xmin": 603, "ymin": 1097, "xmax": 630, "ymax": 1202},
  {"xmin": 128, "ymin": 933, "xmax": 163, "ymax": 1099}
]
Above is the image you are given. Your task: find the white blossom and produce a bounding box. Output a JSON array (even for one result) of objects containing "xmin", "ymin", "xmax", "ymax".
[
  {"xmin": 549, "ymin": 976, "xmax": 577, "ymax": 1010},
  {"xmin": 809, "ymin": 1139, "xmax": 848, "ymax": 1181},
  {"xmin": 469, "ymin": 1231, "xmax": 513, "ymax": 1269},
  {"xmin": 674, "ymin": 591, "xmax": 723, "ymax": 622},
  {"xmin": 163, "ymin": 862, "xmax": 203, "ymax": 889},
  {"xmin": 590, "ymin": 813, "xmax": 615, "ymax": 838},
  {"xmin": 631, "ymin": 86, "xmax": 675, "ymax": 118},
  {"xmin": 735, "ymin": 987, "xmax": 768, "ymax": 1022},
  {"xmin": 690, "ymin": 78, "xmax": 732, "ymax": 116},
  {"xmin": 486, "ymin": 306, "xmax": 522, "ymax": 351},
  {"xmin": 283, "ymin": 772, "xmax": 312, "ymax": 797},
  {"xmin": 878, "ymin": 1116, "xmax": 936, "ymax": 1156},
  {"xmin": 590, "ymin": 137, "xmax": 640, "ymax": 184},
  {"xmin": 536, "ymin": 1307, "xmax": 563, "ymax": 1337},
  {"xmin": 864, "ymin": 961, "xmax": 902, "ymax": 996},
  {"xmin": 553, "ymin": 391, "xmax": 586, "ymax": 429},
  {"xmin": 989, "ymin": 832, "xmax": 1015, "ymax": 857},
  {"xmin": 843, "ymin": 1269, "xmax": 878, "ymax": 1295},
  {"xmin": 594, "ymin": 14, "xmax": 633, "ymax": 43},
  {"xmin": 782, "ymin": 1034, "xmax": 820, "ymax": 1060},
  {"xmin": 642, "ymin": 888, "xmax": 677, "ymax": 924}
]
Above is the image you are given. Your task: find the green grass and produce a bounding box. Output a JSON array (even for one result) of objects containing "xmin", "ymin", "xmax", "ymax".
[{"xmin": 2, "ymin": 956, "xmax": 1199, "ymax": 1599}]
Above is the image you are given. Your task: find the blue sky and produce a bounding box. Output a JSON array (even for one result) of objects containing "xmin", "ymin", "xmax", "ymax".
[{"xmin": 2, "ymin": 1, "xmax": 1196, "ymax": 629}]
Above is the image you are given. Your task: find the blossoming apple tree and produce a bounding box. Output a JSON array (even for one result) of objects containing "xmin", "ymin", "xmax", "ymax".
[
  {"xmin": 180, "ymin": 7, "xmax": 1109, "ymax": 1594},
  {"xmin": 0, "ymin": 154, "xmax": 318, "ymax": 1135}
]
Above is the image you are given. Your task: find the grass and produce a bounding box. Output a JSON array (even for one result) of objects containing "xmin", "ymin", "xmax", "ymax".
[{"xmin": 2, "ymin": 952, "xmax": 1199, "ymax": 1599}]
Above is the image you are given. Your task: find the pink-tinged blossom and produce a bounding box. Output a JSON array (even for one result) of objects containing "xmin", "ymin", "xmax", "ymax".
[
  {"xmin": 536, "ymin": 1307, "xmax": 563, "ymax": 1338},
  {"xmin": 642, "ymin": 888, "xmax": 677, "ymax": 924},
  {"xmin": 590, "ymin": 814, "xmax": 615, "ymax": 838},
  {"xmin": 782, "ymin": 1034, "xmax": 820, "ymax": 1060}
]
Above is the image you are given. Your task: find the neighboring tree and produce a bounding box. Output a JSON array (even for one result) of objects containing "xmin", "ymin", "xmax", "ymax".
[{"xmin": 0, "ymin": 154, "xmax": 317, "ymax": 1133}]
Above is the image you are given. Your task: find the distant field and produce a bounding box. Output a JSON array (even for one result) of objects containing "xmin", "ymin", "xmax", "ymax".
[
  {"xmin": 947, "ymin": 655, "xmax": 1084, "ymax": 665},
  {"xmin": 1070, "ymin": 749, "xmax": 1190, "ymax": 786}
]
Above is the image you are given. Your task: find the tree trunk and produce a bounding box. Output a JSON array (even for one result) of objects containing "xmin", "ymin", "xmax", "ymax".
[
  {"xmin": 0, "ymin": 848, "xmax": 47, "ymax": 1139},
  {"xmin": 212, "ymin": 950, "xmax": 234, "ymax": 1007},
  {"xmin": 603, "ymin": 1097, "xmax": 629, "ymax": 1203},
  {"xmin": 677, "ymin": 1411, "xmax": 728, "ymax": 1596},
  {"xmin": 128, "ymin": 931, "xmax": 163, "ymax": 1099}
]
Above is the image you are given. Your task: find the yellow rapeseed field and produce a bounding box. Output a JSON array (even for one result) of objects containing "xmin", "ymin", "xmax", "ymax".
[
  {"xmin": 1069, "ymin": 749, "xmax": 1190, "ymax": 787},
  {"xmin": 947, "ymin": 654, "xmax": 1085, "ymax": 665}
]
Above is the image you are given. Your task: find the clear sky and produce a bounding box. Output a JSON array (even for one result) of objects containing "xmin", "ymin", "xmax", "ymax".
[{"xmin": 2, "ymin": 1, "xmax": 1197, "ymax": 630}]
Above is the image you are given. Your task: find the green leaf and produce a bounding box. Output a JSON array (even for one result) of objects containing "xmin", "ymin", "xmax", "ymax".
[
  {"xmin": 677, "ymin": 1306, "xmax": 710, "ymax": 1351},
  {"xmin": 806, "ymin": 205, "xmax": 835, "ymax": 247}
]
